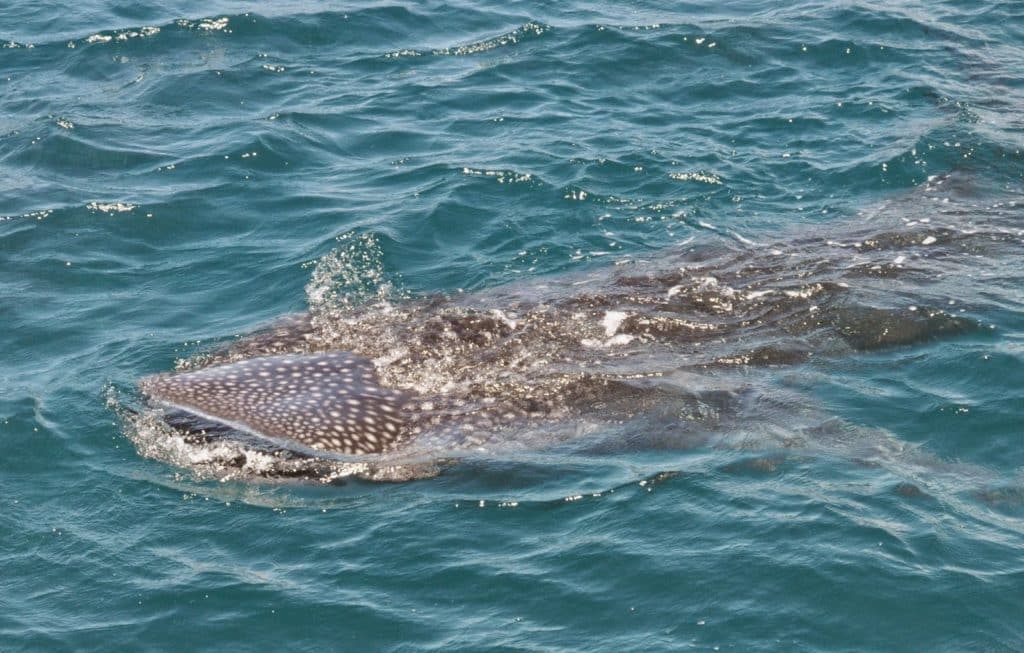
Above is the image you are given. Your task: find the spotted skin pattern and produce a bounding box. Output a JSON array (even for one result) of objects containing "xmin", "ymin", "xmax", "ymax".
[{"xmin": 139, "ymin": 353, "xmax": 409, "ymax": 454}]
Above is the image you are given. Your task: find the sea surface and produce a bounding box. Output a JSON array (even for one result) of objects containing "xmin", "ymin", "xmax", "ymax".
[{"xmin": 2, "ymin": 1, "xmax": 1023, "ymax": 650}]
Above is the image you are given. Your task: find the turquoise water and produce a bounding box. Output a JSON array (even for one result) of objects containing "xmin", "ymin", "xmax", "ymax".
[{"xmin": 3, "ymin": 1, "xmax": 1024, "ymax": 650}]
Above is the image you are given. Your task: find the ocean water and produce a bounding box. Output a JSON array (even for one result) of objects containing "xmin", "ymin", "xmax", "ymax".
[{"xmin": 2, "ymin": 0, "xmax": 1024, "ymax": 650}]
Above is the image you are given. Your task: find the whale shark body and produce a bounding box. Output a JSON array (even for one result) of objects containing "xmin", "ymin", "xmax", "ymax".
[{"xmin": 128, "ymin": 174, "xmax": 1022, "ymax": 483}]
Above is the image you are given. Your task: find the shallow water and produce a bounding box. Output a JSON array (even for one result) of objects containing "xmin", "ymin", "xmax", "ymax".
[{"xmin": 2, "ymin": 1, "xmax": 1023, "ymax": 650}]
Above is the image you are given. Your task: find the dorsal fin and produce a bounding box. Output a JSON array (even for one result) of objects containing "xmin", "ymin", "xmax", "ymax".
[{"xmin": 139, "ymin": 352, "xmax": 410, "ymax": 454}]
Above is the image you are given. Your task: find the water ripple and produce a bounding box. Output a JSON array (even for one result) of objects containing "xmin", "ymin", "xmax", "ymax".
[{"xmin": 2, "ymin": 1, "xmax": 1024, "ymax": 650}]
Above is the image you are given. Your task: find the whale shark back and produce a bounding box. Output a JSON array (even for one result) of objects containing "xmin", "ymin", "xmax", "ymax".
[{"xmin": 138, "ymin": 352, "xmax": 410, "ymax": 455}]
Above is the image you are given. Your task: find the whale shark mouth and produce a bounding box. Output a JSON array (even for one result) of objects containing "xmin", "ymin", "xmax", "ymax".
[{"xmin": 122, "ymin": 173, "xmax": 1023, "ymax": 484}]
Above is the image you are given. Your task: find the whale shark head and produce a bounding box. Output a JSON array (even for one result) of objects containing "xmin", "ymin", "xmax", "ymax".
[{"xmin": 138, "ymin": 352, "xmax": 410, "ymax": 455}]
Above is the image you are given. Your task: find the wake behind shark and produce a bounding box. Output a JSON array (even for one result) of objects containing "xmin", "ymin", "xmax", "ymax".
[{"xmin": 129, "ymin": 173, "xmax": 1023, "ymax": 483}]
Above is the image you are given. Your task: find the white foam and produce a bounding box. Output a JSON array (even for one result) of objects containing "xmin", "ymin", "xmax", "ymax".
[
  {"xmin": 490, "ymin": 309, "xmax": 518, "ymax": 330},
  {"xmin": 602, "ymin": 311, "xmax": 629, "ymax": 337},
  {"xmin": 86, "ymin": 201, "xmax": 136, "ymax": 213}
]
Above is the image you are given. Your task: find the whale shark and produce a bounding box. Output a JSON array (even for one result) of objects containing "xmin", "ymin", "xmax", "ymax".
[{"xmin": 128, "ymin": 173, "xmax": 1022, "ymax": 483}]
